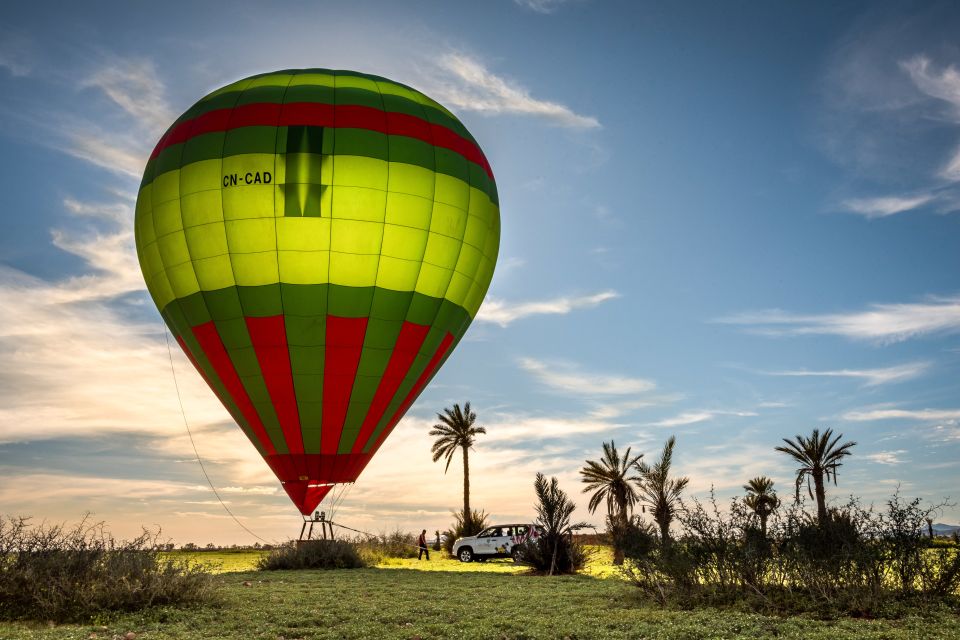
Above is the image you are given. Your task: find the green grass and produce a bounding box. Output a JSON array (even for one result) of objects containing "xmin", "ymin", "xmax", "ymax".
[
  {"xmin": 2, "ymin": 550, "xmax": 958, "ymax": 640},
  {"xmin": 162, "ymin": 550, "xmax": 270, "ymax": 573}
]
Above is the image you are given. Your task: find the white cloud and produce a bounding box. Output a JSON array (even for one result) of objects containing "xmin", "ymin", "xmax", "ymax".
[
  {"xmin": 677, "ymin": 443, "xmax": 791, "ymax": 495},
  {"xmin": 430, "ymin": 53, "xmax": 600, "ymax": 129},
  {"xmin": 81, "ymin": 58, "xmax": 174, "ymax": 135},
  {"xmin": 762, "ymin": 361, "xmax": 929, "ymax": 387},
  {"xmin": 477, "ymin": 290, "xmax": 618, "ymax": 327},
  {"xmin": 0, "ymin": 192, "xmax": 233, "ymax": 445},
  {"xmin": 519, "ymin": 357, "xmax": 656, "ymax": 395},
  {"xmin": 64, "ymin": 129, "xmax": 147, "ymax": 178},
  {"xmin": 865, "ymin": 450, "xmax": 906, "ymax": 465},
  {"xmin": 48, "ymin": 57, "xmax": 172, "ymax": 178},
  {"xmin": 513, "ymin": 0, "xmax": 582, "ymax": 13},
  {"xmin": 940, "ymin": 146, "xmax": 960, "ymax": 182},
  {"xmin": 587, "ymin": 399, "xmax": 671, "ymax": 420},
  {"xmin": 0, "ymin": 30, "xmax": 33, "ymax": 77},
  {"xmin": 901, "ymin": 55, "xmax": 960, "ymax": 183},
  {"xmin": 645, "ymin": 409, "xmax": 757, "ymax": 428},
  {"xmin": 900, "ymin": 55, "xmax": 960, "ymax": 116},
  {"xmin": 0, "ymin": 473, "xmax": 208, "ymax": 504},
  {"xmin": 842, "ymin": 408, "xmax": 960, "ymax": 422},
  {"xmin": 841, "ymin": 194, "xmax": 935, "ymax": 218},
  {"xmin": 716, "ymin": 295, "xmax": 960, "ymax": 344}
]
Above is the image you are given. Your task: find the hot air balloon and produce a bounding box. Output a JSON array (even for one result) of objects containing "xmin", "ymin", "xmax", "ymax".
[{"xmin": 134, "ymin": 69, "xmax": 499, "ymax": 515}]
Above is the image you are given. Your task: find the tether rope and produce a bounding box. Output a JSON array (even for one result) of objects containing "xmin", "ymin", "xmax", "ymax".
[{"xmin": 163, "ymin": 328, "xmax": 278, "ymax": 546}]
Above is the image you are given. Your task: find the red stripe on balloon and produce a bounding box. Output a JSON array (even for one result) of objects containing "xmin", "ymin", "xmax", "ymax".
[
  {"xmin": 245, "ymin": 315, "xmax": 304, "ymax": 456},
  {"xmin": 321, "ymin": 316, "xmax": 368, "ymax": 456},
  {"xmin": 350, "ymin": 321, "xmax": 431, "ymax": 454},
  {"xmin": 174, "ymin": 335, "xmax": 254, "ymax": 440},
  {"xmin": 369, "ymin": 332, "xmax": 455, "ymax": 453},
  {"xmin": 191, "ymin": 322, "xmax": 277, "ymax": 456},
  {"xmin": 149, "ymin": 102, "xmax": 493, "ymax": 179}
]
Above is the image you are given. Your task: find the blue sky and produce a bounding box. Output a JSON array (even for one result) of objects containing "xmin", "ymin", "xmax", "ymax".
[{"xmin": 1, "ymin": 0, "xmax": 959, "ymax": 544}]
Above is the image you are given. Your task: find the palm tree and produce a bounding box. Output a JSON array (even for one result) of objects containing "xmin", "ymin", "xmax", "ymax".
[
  {"xmin": 775, "ymin": 427, "xmax": 856, "ymax": 524},
  {"xmin": 743, "ymin": 476, "xmax": 780, "ymax": 538},
  {"xmin": 430, "ymin": 402, "xmax": 486, "ymax": 531},
  {"xmin": 635, "ymin": 436, "xmax": 689, "ymax": 544},
  {"xmin": 580, "ymin": 441, "xmax": 642, "ymax": 564}
]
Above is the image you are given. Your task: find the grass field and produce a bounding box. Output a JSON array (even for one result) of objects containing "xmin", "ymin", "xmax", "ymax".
[{"xmin": 3, "ymin": 550, "xmax": 959, "ymax": 640}]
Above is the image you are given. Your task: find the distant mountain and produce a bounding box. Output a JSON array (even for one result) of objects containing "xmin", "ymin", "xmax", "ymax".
[{"xmin": 932, "ymin": 523, "xmax": 960, "ymax": 536}]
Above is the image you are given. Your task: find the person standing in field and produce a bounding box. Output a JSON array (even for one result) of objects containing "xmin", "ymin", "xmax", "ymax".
[{"xmin": 418, "ymin": 529, "xmax": 430, "ymax": 560}]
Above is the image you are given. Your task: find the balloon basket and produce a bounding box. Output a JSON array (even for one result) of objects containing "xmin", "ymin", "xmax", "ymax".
[{"xmin": 299, "ymin": 510, "xmax": 335, "ymax": 542}]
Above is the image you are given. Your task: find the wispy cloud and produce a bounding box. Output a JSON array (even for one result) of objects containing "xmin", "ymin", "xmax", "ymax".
[
  {"xmin": 645, "ymin": 409, "xmax": 757, "ymax": 428},
  {"xmin": 842, "ymin": 408, "xmax": 960, "ymax": 422},
  {"xmin": 901, "ymin": 55, "xmax": 960, "ymax": 183},
  {"xmin": 822, "ymin": 33, "xmax": 960, "ymax": 217},
  {"xmin": 430, "ymin": 53, "xmax": 600, "ymax": 129},
  {"xmin": 519, "ymin": 357, "xmax": 656, "ymax": 395},
  {"xmin": 513, "ymin": 0, "xmax": 583, "ymax": 14},
  {"xmin": 676, "ymin": 441, "xmax": 792, "ymax": 495},
  {"xmin": 841, "ymin": 194, "xmax": 935, "ymax": 218},
  {"xmin": 0, "ymin": 29, "xmax": 34, "ymax": 77},
  {"xmin": 865, "ymin": 450, "xmax": 907, "ymax": 465},
  {"xmin": 53, "ymin": 57, "xmax": 172, "ymax": 178},
  {"xmin": 762, "ymin": 361, "xmax": 930, "ymax": 387},
  {"xmin": 716, "ymin": 295, "xmax": 960, "ymax": 344},
  {"xmin": 64, "ymin": 129, "xmax": 148, "ymax": 178},
  {"xmin": 477, "ymin": 290, "xmax": 618, "ymax": 327},
  {"xmin": 81, "ymin": 59, "xmax": 173, "ymax": 134},
  {"xmin": 900, "ymin": 55, "xmax": 960, "ymax": 119},
  {"xmin": 0, "ymin": 52, "xmax": 238, "ymax": 449}
]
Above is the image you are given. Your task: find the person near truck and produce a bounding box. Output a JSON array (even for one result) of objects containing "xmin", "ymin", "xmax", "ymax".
[{"xmin": 418, "ymin": 529, "xmax": 430, "ymax": 560}]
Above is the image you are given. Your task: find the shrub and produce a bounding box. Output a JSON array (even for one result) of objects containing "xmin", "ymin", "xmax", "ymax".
[
  {"xmin": 442, "ymin": 509, "xmax": 489, "ymax": 554},
  {"xmin": 257, "ymin": 539, "xmax": 366, "ymax": 570},
  {"xmin": 0, "ymin": 515, "xmax": 214, "ymax": 623},
  {"xmin": 517, "ymin": 473, "xmax": 590, "ymax": 575},
  {"xmin": 619, "ymin": 490, "xmax": 960, "ymax": 618},
  {"xmin": 353, "ymin": 529, "xmax": 418, "ymax": 563}
]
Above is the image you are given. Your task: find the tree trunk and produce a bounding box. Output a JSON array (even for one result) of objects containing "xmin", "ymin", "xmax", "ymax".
[
  {"xmin": 612, "ymin": 509, "xmax": 626, "ymax": 566},
  {"xmin": 659, "ymin": 516, "xmax": 670, "ymax": 544},
  {"xmin": 813, "ymin": 470, "xmax": 828, "ymax": 525},
  {"xmin": 759, "ymin": 513, "xmax": 768, "ymax": 539},
  {"xmin": 462, "ymin": 444, "xmax": 471, "ymax": 531}
]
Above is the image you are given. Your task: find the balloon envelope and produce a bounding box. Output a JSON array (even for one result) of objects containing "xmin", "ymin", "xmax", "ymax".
[{"xmin": 135, "ymin": 69, "xmax": 499, "ymax": 514}]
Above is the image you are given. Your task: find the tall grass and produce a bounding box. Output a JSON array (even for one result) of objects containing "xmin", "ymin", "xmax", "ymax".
[{"xmin": 0, "ymin": 515, "xmax": 214, "ymax": 622}]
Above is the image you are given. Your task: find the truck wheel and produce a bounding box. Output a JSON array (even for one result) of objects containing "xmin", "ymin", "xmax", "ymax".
[{"xmin": 458, "ymin": 547, "xmax": 473, "ymax": 563}]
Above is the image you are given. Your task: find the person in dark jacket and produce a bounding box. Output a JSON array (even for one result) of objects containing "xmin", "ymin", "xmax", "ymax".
[{"xmin": 418, "ymin": 529, "xmax": 430, "ymax": 560}]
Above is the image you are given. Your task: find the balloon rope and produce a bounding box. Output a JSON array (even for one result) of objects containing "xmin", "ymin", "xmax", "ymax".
[
  {"xmin": 163, "ymin": 328, "xmax": 277, "ymax": 546},
  {"xmin": 327, "ymin": 482, "xmax": 353, "ymax": 520}
]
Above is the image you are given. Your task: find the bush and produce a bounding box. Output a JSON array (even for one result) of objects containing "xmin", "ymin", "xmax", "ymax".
[
  {"xmin": 620, "ymin": 490, "xmax": 960, "ymax": 618},
  {"xmin": 0, "ymin": 515, "xmax": 213, "ymax": 623},
  {"xmin": 442, "ymin": 509, "xmax": 489, "ymax": 554},
  {"xmin": 257, "ymin": 540, "xmax": 366, "ymax": 570}
]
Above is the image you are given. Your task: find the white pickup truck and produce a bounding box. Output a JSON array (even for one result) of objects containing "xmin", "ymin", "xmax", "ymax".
[{"xmin": 452, "ymin": 523, "xmax": 544, "ymax": 562}]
